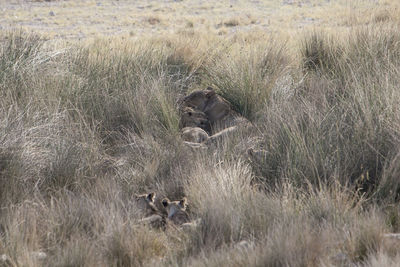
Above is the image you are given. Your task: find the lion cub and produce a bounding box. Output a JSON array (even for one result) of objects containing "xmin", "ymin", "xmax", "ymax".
[
  {"xmin": 179, "ymin": 106, "xmax": 211, "ymax": 134},
  {"xmin": 179, "ymin": 106, "xmax": 211, "ymax": 145},
  {"xmin": 180, "ymin": 90, "xmax": 210, "ymax": 111},
  {"xmin": 135, "ymin": 192, "xmax": 166, "ymax": 229},
  {"xmin": 181, "ymin": 127, "xmax": 209, "ymax": 143},
  {"xmin": 162, "ymin": 197, "xmax": 190, "ymax": 225},
  {"xmin": 180, "ymin": 88, "xmax": 249, "ymax": 134},
  {"xmin": 135, "ymin": 192, "xmax": 159, "ymax": 216}
]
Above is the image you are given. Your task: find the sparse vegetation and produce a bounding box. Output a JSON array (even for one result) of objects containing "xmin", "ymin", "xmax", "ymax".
[{"xmin": 1, "ymin": 1, "xmax": 400, "ymax": 266}]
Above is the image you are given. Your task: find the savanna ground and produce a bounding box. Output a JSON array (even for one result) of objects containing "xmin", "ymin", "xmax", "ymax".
[{"xmin": 1, "ymin": 0, "xmax": 400, "ymax": 266}]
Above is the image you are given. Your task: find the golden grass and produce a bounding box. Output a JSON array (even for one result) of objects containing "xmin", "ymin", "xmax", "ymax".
[
  {"xmin": 0, "ymin": 0, "xmax": 399, "ymax": 41},
  {"xmin": 1, "ymin": 0, "xmax": 400, "ymax": 266}
]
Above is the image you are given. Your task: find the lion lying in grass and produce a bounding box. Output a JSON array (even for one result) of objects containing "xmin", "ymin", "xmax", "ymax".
[
  {"xmin": 134, "ymin": 192, "xmax": 166, "ymax": 229},
  {"xmin": 177, "ymin": 87, "xmax": 251, "ymax": 147},
  {"xmin": 179, "ymin": 106, "xmax": 211, "ymax": 134},
  {"xmin": 181, "ymin": 127, "xmax": 209, "ymax": 144},
  {"xmin": 162, "ymin": 197, "xmax": 201, "ymax": 230},
  {"xmin": 135, "ymin": 192, "xmax": 200, "ymax": 230}
]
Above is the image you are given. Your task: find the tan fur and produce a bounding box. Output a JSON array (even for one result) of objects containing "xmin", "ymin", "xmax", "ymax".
[
  {"xmin": 181, "ymin": 218, "xmax": 202, "ymax": 231},
  {"xmin": 135, "ymin": 192, "xmax": 166, "ymax": 229},
  {"xmin": 203, "ymin": 89, "xmax": 250, "ymax": 132},
  {"xmin": 181, "ymin": 127, "xmax": 209, "ymax": 143},
  {"xmin": 180, "ymin": 90, "xmax": 210, "ymax": 111},
  {"xmin": 180, "ymin": 88, "xmax": 249, "ymax": 134},
  {"xmin": 135, "ymin": 192, "xmax": 158, "ymax": 216},
  {"xmin": 179, "ymin": 106, "xmax": 211, "ymax": 134},
  {"xmin": 206, "ymin": 126, "xmax": 238, "ymax": 142},
  {"xmin": 162, "ymin": 197, "xmax": 190, "ymax": 225},
  {"xmin": 182, "ymin": 141, "xmax": 208, "ymax": 149},
  {"xmin": 202, "ymin": 89, "xmax": 232, "ymax": 123}
]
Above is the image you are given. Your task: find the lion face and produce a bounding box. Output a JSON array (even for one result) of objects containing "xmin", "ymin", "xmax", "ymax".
[
  {"xmin": 134, "ymin": 192, "xmax": 159, "ymax": 216},
  {"xmin": 180, "ymin": 88, "xmax": 232, "ymax": 125},
  {"xmin": 181, "ymin": 90, "xmax": 209, "ymax": 111},
  {"xmin": 179, "ymin": 107, "xmax": 211, "ymax": 134},
  {"xmin": 162, "ymin": 197, "xmax": 190, "ymax": 225}
]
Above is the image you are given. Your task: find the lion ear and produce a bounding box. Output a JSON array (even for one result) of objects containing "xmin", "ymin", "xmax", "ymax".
[
  {"xmin": 147, "ymin": 192, "xmax": 156, "ymax": 202},
  {"xmin": 205, "ymin": 89, "xmax": 215, "ymax": 98},
  {"xmin": 162, "ymin": 198, "xmax": 169, "ymax": 207},
  {"xmin": 179, "ymin": 197, "xmax": 187, "ymax": 208}
]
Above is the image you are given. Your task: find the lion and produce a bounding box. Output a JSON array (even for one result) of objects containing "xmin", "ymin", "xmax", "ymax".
[
  {"xmin": 135, "ymin": 192, "xmax": 166, "ymax": 229},
  {"xmin": 181, "ymin": 127, "xmax": 209, "ymax": 144},
  {"xmin": 179, "ymin": 106, "xmax": 211, "ymax": 134},
  {"xmin": 181, "ymin": 125, "xmax": 240, "ymax": 145},
  {"xmin": 179, "ymin": 89, "xmax": 211, "ymax": 111},
  {"xmin": 201, "ymin": 88, "xmax": 233, "ymax": 123},
  {"xmin": 200, "ymin": 89, "xmax": 249, "ymax": 130},
  {"xmin": 134, "ymin": 192, "xmax": 159, "ymax": 216},
  {"xmin": 181, "ymin": 126, "xmax": 239, "ymax": 147},
  {"xmin": 180, "ymin": 88, "xmax": 250, "ymax": 134},
  {"xmin": 161, "ymin": 197, "xmax": 190, "ymax": 225}
]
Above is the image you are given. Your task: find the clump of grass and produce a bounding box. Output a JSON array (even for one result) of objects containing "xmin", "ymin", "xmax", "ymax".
[
  {"xmin": 364, "ymin": 253, "xmax": 400, "ymax": 267},
  {"xmin": 184, "ymin": 159, "xmax": 280, "ymax": 253},
  {"xmin": 373, "ymin": 9, "xmax": 392, "ymax": 23},
  {"xmin": 0, "ymin": 107, "xmax": 103, "ymax": 203},
  {"xmin": 300, "ymin": 31, "xmax": 343, "ymax": 76},
  {"xmin": 203, "ymin": 40, "xmax": 289, "ymax": 120},
  {"xmin": 146, "ymin": 16, "xmax": 161, "ymax": 25},
  {"xmin": 342, "ymin": 210, "xmax": 386, "ymax": 262},
  {"xmin": 0, "ymin": 30, "xmax": 45, "ymax": 106},
  {"xmin": 251, "ymin": 26, "xmax": 400, "ymax": 197},
  {"xmin": 183, "ymin": 179, "xmax": 377, "ymax": 266},
  {"xmin": 104, "ymin": 225, "xmax": 167, "ymax": 267},
  {"xmin": 186, "ymin": 21, "xmax": 194, "ymax": 28},
  {"xmin": 45, "ymin": 238, "xmax": 97, "ymax": 267},
  {"xmin": 63, "ymin": 37, "xmax": 211, "ymax": 140},
  {"xmin": 223, "ymin": 18, "xmax": 240, "ymax": 27},
  {"xmin": 384, "ymin": 204, "xmax": 400, "ymax": 232}
]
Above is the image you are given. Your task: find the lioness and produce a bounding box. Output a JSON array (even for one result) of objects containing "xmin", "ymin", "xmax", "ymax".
[
  {"xmin": 179, "ymin": 106, "xmax": 211, "ymax": 135},
  {"xmin": 135, "ymin": 192, "xmax": 166, "ymax": 229},
  {"xmin": 181, "ymin": 127, "xmax": 209, "ymax": 143},
  {"xmin": 201, "ymin": 88, "xmax": 233, "ymax": 123},
  {"xmin": 162, "ymin": 197, "xmax": 190, "ymax": 225},
  {"xmin": 135, "ymin": 192, "xmax": 159, "ymax": 216},
  {"xmin": 180, "ymin": 88, "xmax": 249, "ymax": 134},
  {"xmin": 180, "ymin": 89, "xmax": 211, "ymax": 111}
]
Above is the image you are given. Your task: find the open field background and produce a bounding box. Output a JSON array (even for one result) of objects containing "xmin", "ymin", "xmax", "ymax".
[
  {"xmin": 1, "ymin": 0, "xmax": 400, "ymax": 40},
  {"xmin": 2, "ymin": 0, "xmax": 400, "ymax": 266}
]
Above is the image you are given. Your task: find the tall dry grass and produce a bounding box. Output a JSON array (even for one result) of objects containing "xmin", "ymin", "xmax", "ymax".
[{"xmin": 1, "ymin": 21, "xmax": 400, "ymax": 266}]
